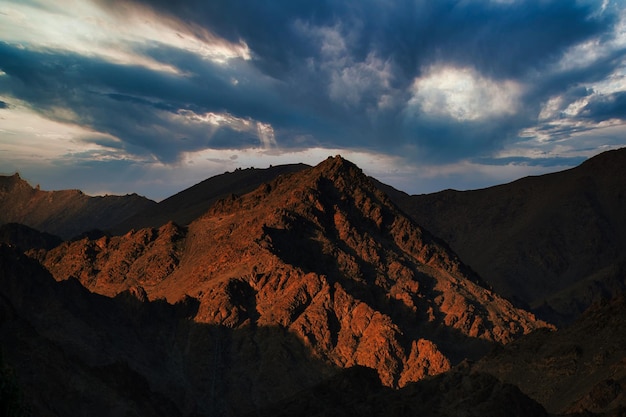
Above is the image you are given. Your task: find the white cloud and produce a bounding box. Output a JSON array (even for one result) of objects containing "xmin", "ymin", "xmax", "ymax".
[
  {"xmin": 0, "ymin": 96, "xmax": 126, "ymax": 164},
  {"xmin": 256, "ymin": 122, "xmax": 277, "ymax": 149},
  {"xmin": 176, "ymin": 109, "xmax": 277, "ymax": 149},
  {"xmin": 0, "ymin": 0, "xmax": 250, "ymax": 74},
  {"xmin": 408, "ymin": 66, "xmax": 522, "ymax": 121}
]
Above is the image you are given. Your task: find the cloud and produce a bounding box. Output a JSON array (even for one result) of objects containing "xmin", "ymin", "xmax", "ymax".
[
  {"xmin": 408, "ymin": 66, "xmax": 522, "ymax": 122},
  {"xmin": 1, "ymin": 0, "xmax": 626, "ymax": 199}
]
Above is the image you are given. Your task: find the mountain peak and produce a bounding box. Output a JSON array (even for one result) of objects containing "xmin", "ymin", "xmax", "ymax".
[
  {"xmin": 314, "ymin": 154, "xmax": 363, "ymax": 180},
  {"xmin": 0, "ymin": 172, "xmax": 29, "ymax": 192}
]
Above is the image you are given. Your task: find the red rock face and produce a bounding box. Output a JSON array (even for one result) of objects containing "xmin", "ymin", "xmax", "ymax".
[{"xmin": 40, "ymin": 156, "xmax": 551, "ymax": 388}]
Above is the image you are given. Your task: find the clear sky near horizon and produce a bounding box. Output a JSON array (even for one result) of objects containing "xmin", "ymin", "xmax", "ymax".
[{"xmin": 1, "ymin": 0, "xmax": 626, "ymax": 201}]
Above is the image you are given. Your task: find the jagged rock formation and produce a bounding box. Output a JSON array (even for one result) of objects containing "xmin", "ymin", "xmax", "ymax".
[
  {"xmin": 112, "ymin": 163, "xmax": 309, "ymax": 233},
  {"xmin": 40, "ymin": 156, "xmax": 551, "ymax": 389},
  {"xmin": 0, "ymin": 173, "xmax": 157, "ymax": 239},
  {"xmin": 475, "ymin": 294, "xmax": 626, "ymax": 415},
  {"xmin": 379, "ymin": 148, "xmax": 626, "ymax": 324},
  {"xmin": 41, "ymin": 221, "xmax": 186, "ymax": 297}
]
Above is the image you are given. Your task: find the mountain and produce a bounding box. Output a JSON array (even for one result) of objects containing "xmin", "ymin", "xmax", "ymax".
[
  {"xmin": 0, "ymin": 173, "xmax": 157, "ymax": 240},
  {"xmin": 0, "ymin": 244, "xmax": 548, "ymax": 417},
  {"xmin": 112, "ymin": 163, "xmax": 309, "ymax": 233},
  {"xmin": 0, "ymin": 244, "xmax": 335, "ymax": 416},
  {"xmin": 379, "ymin": 148, "xmax": 626, "ymax": 324},
  {"xmin": 37, "ymin": 156, "xmax": 550, "ymax": 393}
]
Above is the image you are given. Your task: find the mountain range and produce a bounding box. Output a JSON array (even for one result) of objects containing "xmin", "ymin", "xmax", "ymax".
[
  {"xmin": 0, "ymin": 173, "xmax": 156, "ymax": 240},
  {"xmin": 1, "ymin": 149, "xmax": 626, "ymax": 416},
  {"xmin": 378, "ymin": 148, "xmax": 626, "ymax": 325}
]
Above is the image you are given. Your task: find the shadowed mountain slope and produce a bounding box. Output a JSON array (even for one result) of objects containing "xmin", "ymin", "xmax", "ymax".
[
  {"xmin": 250, "ymin": 362, "xmax": 549, "ymax": 417},
  {"xmin": 378, "ymin": 148, "xmax": 626, "ymax": 324},
  {"xmin": 112, "ymin": 163, "xmax": 309, "ymax": 233},
  {"xmin": 475, "ymin": 293, "xmax": 626, "ymax": 415},
  {"xmin": 40, "ymin": 156, "xmax": 551, "ymax": 389},
  {"xmin": 0, "ymin": 222, "xmax": 62, "ymax": 252},
  {"xmin": 0, "ymin": 173, "xmax": 156, "ymax": 240}
]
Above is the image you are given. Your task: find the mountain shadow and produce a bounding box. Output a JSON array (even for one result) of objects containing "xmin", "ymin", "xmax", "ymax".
[{"xmin": 475, "ymin": 292, "xmax": 626, "ymax": 415}]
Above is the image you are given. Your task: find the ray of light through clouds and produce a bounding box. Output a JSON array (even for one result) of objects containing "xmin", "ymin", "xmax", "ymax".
[{"xmin": 1, "ymin": 0, "xmax": 625, "ymax": 200}]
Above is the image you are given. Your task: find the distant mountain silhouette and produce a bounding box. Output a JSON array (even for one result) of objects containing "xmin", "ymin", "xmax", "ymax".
[
  {"xmin": 0, "ymin": 173, "xmax": 156, "ymax": 239},
  {"xmin": 378, "ymin": 148, "xmax": 626, "ymax": 325}
]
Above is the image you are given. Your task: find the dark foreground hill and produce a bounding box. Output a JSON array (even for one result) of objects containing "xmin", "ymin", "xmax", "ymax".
[
  {"xmin": 379, "ymin": 148, "xmax": 626, "ymax": 324},
  {"xmin": 0, "ymin": 173, "xmax": 157, "ymax": 240}
]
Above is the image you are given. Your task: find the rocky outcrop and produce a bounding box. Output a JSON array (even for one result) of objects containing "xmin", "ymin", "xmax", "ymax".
[{"xmin": 42, "ymin": 221, "xmax": 186, "ymax": 296}]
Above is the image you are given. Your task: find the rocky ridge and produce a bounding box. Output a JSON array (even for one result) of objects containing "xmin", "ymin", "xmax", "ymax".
[
  {"xmin": 1, "ymin": 243, "xmax": 553, "ymax": 417},
  {"xmin": 0, "ymin": 173, "xmax": 157, "ymax": 239},
  {"xmin": 39, "ymin": 156, "xmax": 551, "ymax": 390},
  {"xmin": 112, "ymin": 163, "xmax": 309, "ymax": 233}
]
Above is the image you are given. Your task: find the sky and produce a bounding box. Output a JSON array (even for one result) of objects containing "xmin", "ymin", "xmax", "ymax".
[{"xmin": 1, "ymin": 0, "xmax": 626, "ymax": 201}]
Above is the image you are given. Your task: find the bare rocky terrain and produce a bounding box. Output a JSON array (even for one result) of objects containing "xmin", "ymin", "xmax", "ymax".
[{"xmin": 1, "ymin": 150, "xmax": 626, "ymax": 416}]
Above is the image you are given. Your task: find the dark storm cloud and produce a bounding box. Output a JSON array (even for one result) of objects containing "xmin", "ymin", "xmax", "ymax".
[
  {"xmin": 581, "ymin": 91, "xmax": 626, "ymax": 121},
  {"xmin": 2, "ymin": 0, "xmax": 624, "ymax": 168},
  {"xmin": 109, "ymin": 0, "xmax": 619, "ymax": 161},
  {"xmin": 0, "ymin": 42, "xmax": 324, "ymax": 161},
  {"xmin": 103, "ymin": 0, "xmax": 610, "ymax": 79}
]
